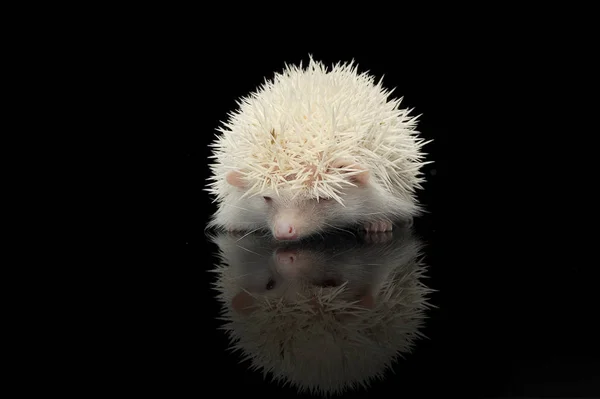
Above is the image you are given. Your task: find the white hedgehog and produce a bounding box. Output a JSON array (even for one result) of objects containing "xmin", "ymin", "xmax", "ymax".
[
  {"xmin": 209, "ymin": 227, "xmax": 433, "ymax": 396},
  {"xmin": 206, "ymin": 57, "xmax": 431, "ymax": 241}
]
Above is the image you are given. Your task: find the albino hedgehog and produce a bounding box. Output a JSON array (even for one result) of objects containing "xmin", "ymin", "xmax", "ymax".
[
  {"xmin": 206, "ymin": 57, "xmax": 431, "ymax": 241},
  {"xmin": 209, "ymin": 226, "xmax": 433, "ymax": 395}
]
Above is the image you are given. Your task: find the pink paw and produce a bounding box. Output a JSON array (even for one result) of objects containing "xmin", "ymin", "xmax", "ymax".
[
  {"xmin": 362, "ymin": 220, "xmax": 393, "ymax": 233},
  {"xmin": 362, "ymin": 231, "xmax": 392, "ymax": 244}
]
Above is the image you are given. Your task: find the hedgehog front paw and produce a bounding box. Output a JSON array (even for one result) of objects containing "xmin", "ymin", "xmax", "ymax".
[
  {"xmin": 362, "ymin": 231, "xmax": 392, "ymax": 244},
  {"xmin": 362, "ymin": 221, "xmax": 393, "ymax": 233}
]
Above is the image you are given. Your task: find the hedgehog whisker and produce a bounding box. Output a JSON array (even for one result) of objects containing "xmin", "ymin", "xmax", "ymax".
[
  {"xmin": 234, "ymin": 244, "xmax": 262, "ymax": 256},
  {"xmin": 314, "ymin": 229, "xmax": 325, "ymax": 241},
  {"xmin": 329, "ymin": 246, "xmax": 360, "ymax": 259},
  {"xmin": 235, "ymin": 227, "xmax": 263, "ymax": 242},
  {"xmin": 322, "ymin": 222, "xmax": 356, "ymax": 238}
]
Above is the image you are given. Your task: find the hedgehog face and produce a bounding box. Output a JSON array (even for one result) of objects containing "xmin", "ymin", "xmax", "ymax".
[
  {"xmin": 230, "ymin": 245, "xmax": 374, "ymax": 315},
  {"xmin": 262, "ymin": 193, "xmax": 368, "ymax": 240},
  {"xmin": 262, "ymin": 194, "xmax": 334, "ymax": 240},
  {"xmin": 224, "ymin": 160, "xmax": 372, "ymax": 240}
]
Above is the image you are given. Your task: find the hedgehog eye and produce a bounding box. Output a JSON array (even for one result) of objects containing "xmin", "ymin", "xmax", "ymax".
[
  {"xmin": 266, "ymin": 278, "xmax": 275, "ymax": 290},
  {"xmin": 263, "ymin": 196, "xmax": 272, "ymax": 202}
]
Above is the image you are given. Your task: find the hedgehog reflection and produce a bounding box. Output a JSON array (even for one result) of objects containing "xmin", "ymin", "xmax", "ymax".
[{"xmin": 209, "ymin": 227, "xmax": 433, "ymax": 396}]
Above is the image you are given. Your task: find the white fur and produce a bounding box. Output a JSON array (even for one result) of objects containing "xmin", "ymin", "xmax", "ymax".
[{"xmin": 206, "ymin": 57, "xmax": 431, "ymax": 238}]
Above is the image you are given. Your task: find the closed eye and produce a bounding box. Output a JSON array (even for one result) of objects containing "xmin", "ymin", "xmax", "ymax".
[{"xmin": 263, "ymin": 196, "xmax": 272, "ymax": 202}]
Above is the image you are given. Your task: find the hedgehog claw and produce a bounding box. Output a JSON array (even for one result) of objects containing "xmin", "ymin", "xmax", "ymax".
[
  {"xmin": 362, "ymin": 231, "xmax": 393, "ymax": 244},
  {"xmin": 362, "ymin": 221, "xmax": 393, "ymax": 233}
]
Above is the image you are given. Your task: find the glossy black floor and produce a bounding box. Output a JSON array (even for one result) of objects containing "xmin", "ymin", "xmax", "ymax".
[{"xmin": 181, "ymin": 46, "xmax": 599, "ymax": 397}]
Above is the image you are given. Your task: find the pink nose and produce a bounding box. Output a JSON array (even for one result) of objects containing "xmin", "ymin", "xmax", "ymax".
[
  {"xmin": 274, "ymin": 222, "xmax": 297, "ymax": 240},
  {"xmin": 275, "ymin": 249, "xmax": 297, "ymax": 265}
]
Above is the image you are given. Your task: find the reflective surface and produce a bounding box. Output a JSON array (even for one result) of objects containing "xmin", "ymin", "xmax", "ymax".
[
  {"xmin": 192, "ymin": 218, "xmax": 599, "ymax": 397},
  {"xmin": 209, "ymin": 226, "xmax": 431, "ymax": 396}
]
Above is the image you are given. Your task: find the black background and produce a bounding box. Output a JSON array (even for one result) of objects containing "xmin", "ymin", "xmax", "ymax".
[{"xmin": 173, "ymin": 23, "xmax": 598, "ymax": 398}]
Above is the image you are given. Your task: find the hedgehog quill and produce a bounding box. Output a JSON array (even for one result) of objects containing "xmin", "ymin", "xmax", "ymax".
[{"xmin": 206, "ymin": 57, "xmax": 431, "ymax": 241}]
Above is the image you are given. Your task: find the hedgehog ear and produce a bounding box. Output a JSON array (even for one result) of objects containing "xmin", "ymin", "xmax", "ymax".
[
  {"xmin": 330, "ymin": 159, "xmax": 369, "ymax": 186},
  {"xmin": 225, "ymin": 170, "xmax": 247, "ymax": 188},
  {"xmin": 231, "ymin": 291, "xmax": 256, "ymax": 315}
]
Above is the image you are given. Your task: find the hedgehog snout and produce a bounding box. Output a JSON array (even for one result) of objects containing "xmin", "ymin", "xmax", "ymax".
[
  {"xmin": 273, "ymin": 248, "xmax": 301, "ymax": 278},
  {"xmin": 274, "ymin": 220, "xmax": 297, "ymax": 240},
  {"xmin": 275, "ymin": 248, "xmax": 297, "ymax": 264}
]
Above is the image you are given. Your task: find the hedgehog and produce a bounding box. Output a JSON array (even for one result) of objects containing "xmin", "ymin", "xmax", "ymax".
[
  {"xmin": 206, "ymin": 57, "xmax": 431, "ymax": 241},
  {"xmin": 208, "ymin": 226, "xmax": 433, "ymax": 396}
]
